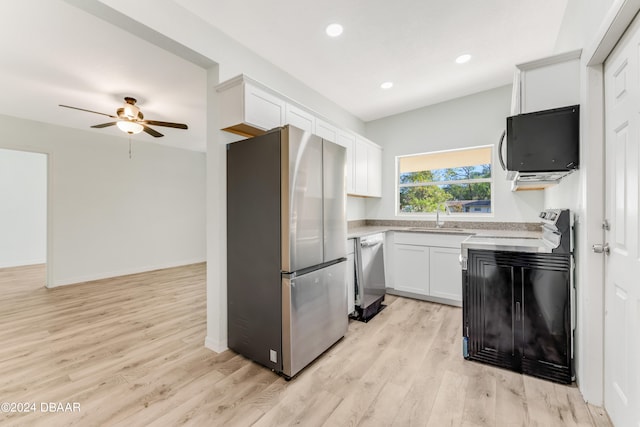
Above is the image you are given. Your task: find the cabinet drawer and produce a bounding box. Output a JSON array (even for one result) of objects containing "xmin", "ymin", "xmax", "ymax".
[{"xmin": 394, "ymin": 232, "xmax": 470, "ymax": 248}]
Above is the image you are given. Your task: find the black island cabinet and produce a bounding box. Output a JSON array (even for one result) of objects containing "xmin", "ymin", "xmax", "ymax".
[{"xmin": 462, "ymin": 249, "xmax": 572, "ymax": 384}]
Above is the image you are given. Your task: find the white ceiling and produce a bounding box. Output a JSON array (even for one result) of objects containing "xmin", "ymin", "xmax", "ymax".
[
  {"xmin": 176, "ymin": 0, "xmax": 570, "ymax": 121},
  {"xmin": 0, "ymin": 1, "xmax": 569, "ymax": 152}
]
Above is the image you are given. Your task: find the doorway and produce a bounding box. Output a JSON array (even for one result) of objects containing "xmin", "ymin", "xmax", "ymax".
[
  {"xmin": 0, "ymin": 148, "xmax": 48, "ymax": 291},
  {"xmin": 603, "ymin": 12, "xmax": 640, "ymax": 427}
]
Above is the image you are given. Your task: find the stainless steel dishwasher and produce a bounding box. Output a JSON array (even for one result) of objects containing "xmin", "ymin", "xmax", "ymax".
[{"xmin": 354, "ymin": 233, "xmax": 386, "ymax": 321}]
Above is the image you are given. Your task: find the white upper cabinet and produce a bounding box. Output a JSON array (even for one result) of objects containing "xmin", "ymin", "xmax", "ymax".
[
  {"xmin": 217, "ymin": 75, "xmax": 382, "ymax": 198},
  {"xmin": 315, "ymin": 118, "xmax": 338, "ymax": 143},
  {"xmin": 512, "ymin": 49, "xmax": 581, "ymax": 115},
  {"xmin": 337, "ymin": 130, "xmax": 356, "ymax": 194},
  {"xmin": 244, "ymin": 84, "xmax": 285, "ymax": 132},
  {"xmin": 285, "ymin": 103, "xmax": 315, "ymax": 134},
  {"xmin": 353, "ymin": 135, "xmax": 382, "ymax": 198},
  {"xmin": 218, "ymin": 76, "xmax": 285, "ymax": 136},
  {"xmin": 367, "ymin": 142, "xmax": 382, "ymax": 198},
  {"xmin": 354, "ymin": 136, "xmax": 369, "ymax": 196}
]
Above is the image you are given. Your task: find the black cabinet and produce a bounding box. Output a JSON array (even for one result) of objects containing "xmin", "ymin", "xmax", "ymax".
[{"xmin": 463, "ymin": 250, "xmax": 572, "ymax": 384}]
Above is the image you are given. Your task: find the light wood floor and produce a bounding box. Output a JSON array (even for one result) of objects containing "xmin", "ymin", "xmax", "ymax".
[{"xmin": 0, "ymin": 263, "xmax": 612, "ymax": 427}]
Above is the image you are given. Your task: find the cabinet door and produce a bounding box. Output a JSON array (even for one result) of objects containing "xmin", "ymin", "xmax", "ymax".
[
  {"xmin": 316, "ymin": 119, "xmax": 338, "ymax": 143},
  {"xmin": 466, "ymin": 251, "xmax": 518, "ymax": 370},
  {"xmin": 367, "ymin": 144, "xmax": 382, "ymax": 197},
  {"xmin": 519, "ymin": 56, "xmax": 580, "ymax": 114},
  {"xmin": 244, "ymin": 83, "xmax": 285, "ymax": 131},
  {"xmin": 521, "ymin": 264, "xmax": 571, "ymax": 382},
  {"xmin": 392, "ymin": 244, "xmax": 429, "ymax": 295},
  {"xmin": 512, "ymin": 50, "xmax": 581, "ymax": 114},
  {"xmin": 354, "ymin": 137, "xmax": 369, "ymax": 195},
  {"xmin": 337, "ymin": 131, "xmax": 356, "ymax": 194},
  {"xmin": 429, "ymin": 247, "xmax": 462, "ymax": 302},
  {"xmin": 285, "ymin": 103, "xmax": 315, "ymax": 133}
]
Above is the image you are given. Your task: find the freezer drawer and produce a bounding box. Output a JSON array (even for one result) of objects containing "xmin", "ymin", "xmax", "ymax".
[{"xmin": 282, "ymin": 261, "xmax": 347, "ymax": 378}]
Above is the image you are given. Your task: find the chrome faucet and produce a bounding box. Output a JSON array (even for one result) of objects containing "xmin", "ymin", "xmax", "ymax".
[{"xmin": 436, "ymin": 208, "xmax": 443, "ymax": 228}]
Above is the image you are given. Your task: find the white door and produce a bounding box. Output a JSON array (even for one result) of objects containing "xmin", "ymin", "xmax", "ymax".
[{"xmin": 604, "ymin": 13, "xmax": 640, "ymax": 427}]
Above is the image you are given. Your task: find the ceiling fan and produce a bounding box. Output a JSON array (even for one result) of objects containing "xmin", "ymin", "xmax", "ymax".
[{"xmin": 59, "ymin": 97, "xmax": 188, "ymax": 138}]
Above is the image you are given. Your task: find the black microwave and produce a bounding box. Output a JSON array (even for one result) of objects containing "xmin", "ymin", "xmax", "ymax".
[{"xmin": 501, "ymin": 105, "xmax": 579, "ymax": 173}]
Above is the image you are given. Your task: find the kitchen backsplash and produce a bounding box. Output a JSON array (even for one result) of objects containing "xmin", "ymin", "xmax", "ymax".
[{"xmin": 349, "ymin": 219, "xmax": 541, "ymax": 232}]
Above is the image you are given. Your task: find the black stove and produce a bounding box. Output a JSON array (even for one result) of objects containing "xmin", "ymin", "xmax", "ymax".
[{"xmin": 461, "ymin": 209, "xmax": 574, "ymax": 384}]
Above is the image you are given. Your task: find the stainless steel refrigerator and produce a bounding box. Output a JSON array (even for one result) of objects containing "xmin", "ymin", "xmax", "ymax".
[{"xmin": 227, "ymin": 125, "xmax": 348, "ymax": 378}]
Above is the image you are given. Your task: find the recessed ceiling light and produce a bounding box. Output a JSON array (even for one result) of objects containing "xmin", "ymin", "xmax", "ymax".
[
  {"xmin": 326, "ymin": 23, "xmax": 343, "ymax": 37},
  {"xmin": 380, "ymin": 81, "xmax": 394, "ymax": 90},
  {"xmin": 455, "ymin": 54, "xmax": 472, "ymax": 64}
]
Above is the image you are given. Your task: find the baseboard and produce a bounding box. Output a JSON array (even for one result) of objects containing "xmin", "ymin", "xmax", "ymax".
[
  {"xmin": 0, "ymin": 259, "xmax": 47, "ymax": 269},
  {"xmin": 48, "ymin": 257, "xmax": 206, "ymax": 288},
  {"xmin": 205, "ymin": 336, "xmax": 228, "ymax": 353}
]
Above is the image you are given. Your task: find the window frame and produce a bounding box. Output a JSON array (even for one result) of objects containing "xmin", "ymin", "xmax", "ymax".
[{"xmin": 395, "ymin": 145, "xmax": 495, "ymax": 218}]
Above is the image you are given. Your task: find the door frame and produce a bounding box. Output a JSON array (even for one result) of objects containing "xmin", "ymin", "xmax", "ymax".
[
  {"xmin": 0, "ymin": 144, "xmax": 53, "ymax": 288},
  {"xmin": 580, "ymin": 0, "xmax": 640, "ymax": 405}
]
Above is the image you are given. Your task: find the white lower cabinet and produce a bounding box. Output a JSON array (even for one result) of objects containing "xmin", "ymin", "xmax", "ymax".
[
  {"xmin": 428, "ymin": 247, "xmax": 463, "ymax": 301},
  {"xmin": 387, "ymin": 232, "xmax": 467, "ymax": 306},
  {"xmin": 392, "ymin": 244, "xmax": 429, "ymax": 295}
]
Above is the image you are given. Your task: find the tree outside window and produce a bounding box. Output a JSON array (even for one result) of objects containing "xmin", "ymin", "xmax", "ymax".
[{"xmin": 398, "ymin": 146, "xmax": 492, "ymax": 214}]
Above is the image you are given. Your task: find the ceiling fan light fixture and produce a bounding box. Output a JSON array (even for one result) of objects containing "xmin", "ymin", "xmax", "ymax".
[
  {"xmin": 117, "ymin": 120, "xmax": 144, "ymax": 135},
  {"xmin": 123, "ymin": 104, "xmax": 139, "ymax": 119}
]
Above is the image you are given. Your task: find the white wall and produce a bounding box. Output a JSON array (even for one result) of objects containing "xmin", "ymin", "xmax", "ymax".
[
  {"xmin": 347, "ymin": 197, "xmax": 367, "ymax": 221},
  {"xmin": 365, "ymin": 85, "xmax": 544, "ymax": 222},
  {"xmin": 0, "ymin": 114, "xmax": 206, "ymax": 287},
  {"xmin": 0, "ymin": 148, "xmax": 47, "ymax": 268},
  {"xmin": 554, "ymin": 0, "xmax": 616, "ymax": 54}
]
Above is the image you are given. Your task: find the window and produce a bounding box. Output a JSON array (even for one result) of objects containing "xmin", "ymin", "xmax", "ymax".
[{"xmin": 397, "ymin": 146, "xmax": 492, "ymax": 215}]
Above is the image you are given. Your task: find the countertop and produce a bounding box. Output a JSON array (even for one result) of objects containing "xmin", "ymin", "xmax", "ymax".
[{"xmin": 347, "ymin": 223, "xmax": 542, "ymax": 240}]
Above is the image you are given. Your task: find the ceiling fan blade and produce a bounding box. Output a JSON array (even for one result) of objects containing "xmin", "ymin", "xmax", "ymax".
[
  {"xmin": 142, "ymin": 120, "xmax": 188, "ymax": 129},
  {"xmin": 142, "ymin": 124, "xmax": 164, "ymax": 138},
  {"xmin": 90, "ymin": 122, "xmax": 118, "ymax": 128},
  {"xmin": 59, "ymin": 104, "xmax": 117, "ymax": 119}
]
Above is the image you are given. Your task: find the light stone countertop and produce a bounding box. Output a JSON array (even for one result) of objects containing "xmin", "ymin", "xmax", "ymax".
[{"xmin": 347, "ymin": 223, "xmax": 542, "ymax": 240}]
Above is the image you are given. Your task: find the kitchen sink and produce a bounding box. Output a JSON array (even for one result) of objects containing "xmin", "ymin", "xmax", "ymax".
[{"xmin": 406, "ymin": 227, "xmax": 471, "ymax": 234}]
